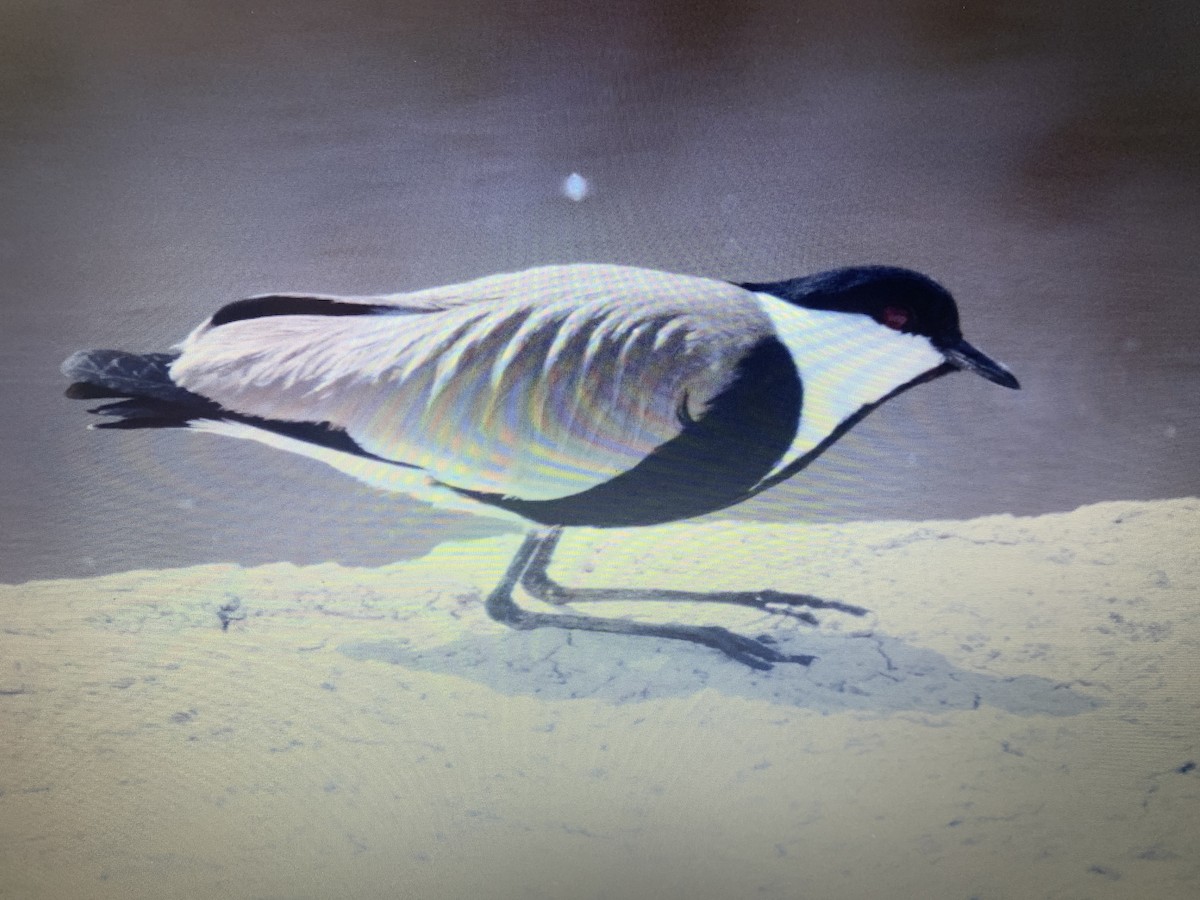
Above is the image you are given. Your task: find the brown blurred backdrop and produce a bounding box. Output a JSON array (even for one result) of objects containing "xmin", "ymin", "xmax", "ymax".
[{"xmin": 2, "ymin": 0, "xmax": 1197, "ymax": 582}]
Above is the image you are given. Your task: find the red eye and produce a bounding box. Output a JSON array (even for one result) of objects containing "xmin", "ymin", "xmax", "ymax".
[{"xmin": 881, "ymin": 306, "xmax": 910, "ymax": 330}]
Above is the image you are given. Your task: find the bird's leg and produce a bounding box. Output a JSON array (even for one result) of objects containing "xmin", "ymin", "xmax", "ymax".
[
  {"xmin": 486, "ymin": 529, "xmax": 816, "ymax": 670},
  {"xmin": 519, "ymin": 527, "xmax": 868, "ymax": 624}
]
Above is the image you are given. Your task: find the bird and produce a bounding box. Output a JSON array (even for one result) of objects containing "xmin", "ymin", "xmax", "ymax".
[{"xmin": 63, "ymin": 263, "xmax": 1019, "ymax": 670}]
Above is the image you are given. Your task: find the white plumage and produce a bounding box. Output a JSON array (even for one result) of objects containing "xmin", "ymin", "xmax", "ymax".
[{"xmin": 748, "ymin": 291, "xmax": 944, "ymax": 480}]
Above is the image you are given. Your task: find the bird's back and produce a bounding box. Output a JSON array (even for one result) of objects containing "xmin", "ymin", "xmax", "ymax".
[{"xmin": 169, "ymin": 265, "xmax": 781, "ymax": 503}]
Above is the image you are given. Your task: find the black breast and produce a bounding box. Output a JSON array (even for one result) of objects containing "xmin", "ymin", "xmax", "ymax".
[{"xmin": 456, "ymin": 336, "xmax": 803, "ymax": 528}]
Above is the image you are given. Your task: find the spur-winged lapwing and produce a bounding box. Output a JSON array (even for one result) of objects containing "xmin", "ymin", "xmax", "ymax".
[{"xmin": 63, "ymin": 263, "xmax": 1018, "ymax": 669}]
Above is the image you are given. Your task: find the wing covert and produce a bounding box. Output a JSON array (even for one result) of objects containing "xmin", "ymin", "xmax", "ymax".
[{"xmin": 169, "ymin": 265, "xmax": 775, "ymax": 500}]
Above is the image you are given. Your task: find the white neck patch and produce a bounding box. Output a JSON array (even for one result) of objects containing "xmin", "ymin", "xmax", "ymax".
[{"xmin": 752, "ymin": 291, "xmax": 946, "ymax": 482}]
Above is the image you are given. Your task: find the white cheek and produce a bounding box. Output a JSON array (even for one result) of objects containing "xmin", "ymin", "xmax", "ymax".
[{"xmin": 752, "ymin": 293, "xmax": 945, "ymax": 479}]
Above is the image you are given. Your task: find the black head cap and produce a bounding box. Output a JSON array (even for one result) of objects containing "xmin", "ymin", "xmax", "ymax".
[
  {"xmin": 742, "ymin": 265, "xmax": 962, "ymax": 347},
  {"xmin": 740, "ymin": 265, "xmax": 1019, "ymax": 389}
]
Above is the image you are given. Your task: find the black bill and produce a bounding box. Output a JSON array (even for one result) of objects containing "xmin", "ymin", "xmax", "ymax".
[{"xmin": 943, "ymin": 339, "xmax": 1020, "ymax": 390}]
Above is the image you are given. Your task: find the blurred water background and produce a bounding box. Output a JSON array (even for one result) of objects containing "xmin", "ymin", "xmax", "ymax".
[{"xmin": 2, "ymin": 0, "xmax": 1197, "ymax": 582}]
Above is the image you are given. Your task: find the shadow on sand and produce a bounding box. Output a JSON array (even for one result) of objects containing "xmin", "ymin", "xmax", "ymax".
[{"xmin": 339, "ymin": 627, "xmax": 1101, "ymax": 717}]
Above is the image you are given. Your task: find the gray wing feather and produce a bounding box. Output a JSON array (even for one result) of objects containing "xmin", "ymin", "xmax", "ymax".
[{"xmin": 170, "ymin": 264, "xmax": 774, "ymax": 499}]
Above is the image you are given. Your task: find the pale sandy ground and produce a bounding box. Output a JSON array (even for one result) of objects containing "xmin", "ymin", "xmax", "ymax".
[{"xmin": 2, "ymin": 499, "xmax": 1197, "ymax": 900}]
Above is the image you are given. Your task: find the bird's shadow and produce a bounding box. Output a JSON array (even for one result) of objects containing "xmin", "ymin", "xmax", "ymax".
[{"xmin": 338, "ymin": 627, "xmax": 1101, "ymax": 717}]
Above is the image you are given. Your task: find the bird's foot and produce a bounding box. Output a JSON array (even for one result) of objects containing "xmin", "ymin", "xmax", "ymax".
[
  {"xmin": 752, "ymin": 589, "xmax": 869, "ymax": 618},
  {"xmin": 500, "ymin": 605, "xmax": 814, "ymax": 671},
  {"xmin": 689, "ymin": 625, "xmax": 816, "ymax": 670},
  {"xmin": 489, "ymin": 531, "xmax": 846, "ymax": 671}
]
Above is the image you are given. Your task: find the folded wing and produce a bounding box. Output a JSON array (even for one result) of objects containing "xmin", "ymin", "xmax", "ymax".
[{"xmin": 170, "ymin": 264, "xmax": 775, "ymax": 500}]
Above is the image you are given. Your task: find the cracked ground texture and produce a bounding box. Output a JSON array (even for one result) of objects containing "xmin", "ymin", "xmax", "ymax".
[{"xmin": 2, "ymin": 499, "xmax": 1198, "ymax": 899}]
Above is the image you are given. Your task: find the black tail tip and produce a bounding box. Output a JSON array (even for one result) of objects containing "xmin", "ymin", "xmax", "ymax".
[
  {"xmin": 60, "ymin": 348, "xmax": 183, "ymax": 401},
  {"xmin": 61, "ymin": 349, "xmax": 101, "ymax": 381},
  {"xmin": 65, "ymin": 381, "xmax": 126, "ymax": 400}
]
